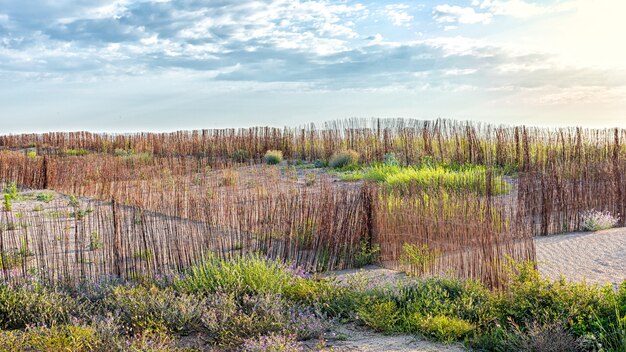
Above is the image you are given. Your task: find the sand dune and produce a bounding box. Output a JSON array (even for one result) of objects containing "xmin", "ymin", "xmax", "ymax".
[{"xmin": 535, "ymin": 228, "xmax": 626, "ymax": 287}]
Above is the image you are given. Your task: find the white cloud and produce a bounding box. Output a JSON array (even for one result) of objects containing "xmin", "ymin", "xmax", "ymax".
[
  {"xmin": 384, "ymin": 4, "xmax": 414, "ymax": 27},
  {"xmin": 477, "ymin": 0, "xmax": 574, "ymax": 18},
  {"xmin": 433, "ymin": 4, "xmax": 492, "ymax": 25}
]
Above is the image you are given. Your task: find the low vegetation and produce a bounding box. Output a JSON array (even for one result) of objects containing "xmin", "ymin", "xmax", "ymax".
[
  {"xmin": 264, "ymin": 150, "xmax": 283, "ymax": 165},
  {"xmin": 581, "ymin": 209, "xmax": 620, "ymax": 231},
  {"xmin": 340, "ymin": 163, "xmax": 509, "ymax": 195},
  {"xmin": 329, "ymin": 149, "xmax": 360, "ymax": 169},
  {"xmin": 0, "ymin": 256, "xmax": 623, "ymax": 351}
]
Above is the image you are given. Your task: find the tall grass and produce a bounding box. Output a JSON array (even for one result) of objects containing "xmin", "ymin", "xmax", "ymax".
[{"xmin": 342, "ymin": 163, "xmax": 509, "ymax": 195}]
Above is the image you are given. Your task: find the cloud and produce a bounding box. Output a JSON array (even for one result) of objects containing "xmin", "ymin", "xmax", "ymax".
[
  {"xmin": 0, "ymin": 0, "xmax": 623, "ymax": 100},
  {"xmin": 433, "ymin": 4, "xmax": 492, "ymax": 25},
  {"xmin": 383, "ymin": 4, "xmax": 414, "ymax": 27},
  {"xmin": 476, "ymin": 0, "xmax": 574, "ymax": 18}
]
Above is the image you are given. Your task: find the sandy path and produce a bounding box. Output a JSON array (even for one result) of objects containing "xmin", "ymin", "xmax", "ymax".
[
  {"xmin": 535, "ymin": 228, "xmax": 626, "ymax": 287},
  {"xmin": 315, "ymin": 324, "xmax": 464, "ymax": 352}
]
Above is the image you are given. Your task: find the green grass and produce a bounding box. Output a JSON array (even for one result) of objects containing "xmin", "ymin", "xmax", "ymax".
[{"xmin": 340, "ymin": 163, "xmax": 510, "ymax": 195}]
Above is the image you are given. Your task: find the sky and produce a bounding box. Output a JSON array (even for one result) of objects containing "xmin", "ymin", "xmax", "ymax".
[{"xmin": 0, "ymin": 0, "xmax": 625, "ymax": 133}]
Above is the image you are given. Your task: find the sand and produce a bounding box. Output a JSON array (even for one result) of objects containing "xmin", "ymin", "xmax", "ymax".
[
  {"xmin": 535, "ymin": 228, "xmax": 626, "ymax": 287},
  {"xmin": 312, "ymin": 324, "xmax": 464, "ymax": 352}
]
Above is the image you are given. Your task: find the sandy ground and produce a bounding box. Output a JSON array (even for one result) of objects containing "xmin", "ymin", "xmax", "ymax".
[
  {"xmin": 535, "ymin": 227, "xmax": 626, "ymax": 287},
  {"xmin": 310, "ymin": 324, "xmax": 464, "ymax": 352}
]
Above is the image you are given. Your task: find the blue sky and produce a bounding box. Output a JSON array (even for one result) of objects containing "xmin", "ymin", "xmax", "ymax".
[{"xmin": 0, "ymin": 0, "xmax": 625, "ymax": 133}]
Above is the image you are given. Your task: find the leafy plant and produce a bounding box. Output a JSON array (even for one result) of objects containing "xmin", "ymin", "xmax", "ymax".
[
  {"xmin": 414, "ymin": 315, "xmax": 474, "ymax": 343},
  {"xmin": 3, "ymin": 194, "xmax": 11, "ymax": 212},
  {"xmin": 264, "ymin": 150, "xmax": 283, "ymax": 165},
  {"xmin": 400, "ymin": 243, "xmax": 439, "ymax": 276},
  {"xmin": 581, "ymin": 209, "xmax": 619, "ymax": 231},
  {"xmin": 329, "ymin": 150, "xmax": 359, "ymax": 169},
  {"xmin": 89, "ymin": 232, "xmax": 103, "ymax": 251},
  {"xmin": 35, "ymin": 192, "xmax": 54, "ymax": 203},
  {"xmin": 357, "ymin": 297, "xmax": 400, "ymax": 332},
  {"xmin": 353, "ymin": 238, "xmax": 380, "ymax": 268}
]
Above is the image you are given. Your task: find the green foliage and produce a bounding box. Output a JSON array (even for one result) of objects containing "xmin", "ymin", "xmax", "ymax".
[
  {"xmin": 0, "ymin": 325, "xmax": 102, "ymax": 351},
  {"xmin": 175, "ymin": 254, "xmax": 292, "ymax": 296},
  {"xmin": 400, "ymin": 243, "xmax": 439, "ymax": 276},
  {"xmin": 104, "ymin": 285, "xmax": 203, "ymax": 335},
  {"xmin": 3, "ymin": 182, "xmax": 18, "ymax": 211},
  {"xmin": 339, "ymin": 172, "xmax": 364, "ymax": 182},
  {"xmin": 355, "ymin": 163, "xmax": 509, "ymax": 195},
  {"xmin": 357, "ymin": 297, "xmax": 400, "ymax": 332},
  {"xmin": 25, "ymin": 150, "xmax": 37, "ymax": 159},
  {"xmin": 414, "ymin": 315, "xmax": 475, "ymax": 343},
  {"xmin": 383, "ymin": 152, "xmax": 399, "ymax": 166},
  {"xmin": 62, "ymin": 149, "xmax": 89, "ymax": 156},
  {"xmin": 3, "ymin": 194, "xmax": 11, "ymax": 212},
  {"xmin": 36, "ymin": 192, "xmax": 54, "ymax": 203},
  {"xmin": 0, "ymin": 286, "xmax": 76, "ymax": 329},
  {"xmin": 68, "ymin": 195, "xmax": 80, "ymax": 207},
  {"xmin": 329, "ymin": 149, "xmax": 360, "ymax": 169},
  {"xmin": 314, "ymin": 159, "xmax": 328, "ymax": 168},
  {"xmin": 89, "ymin": 232, "xmax": 103, "ymax": 251},
  {"xmin": 264, "ymin": 150, "xmax": 283, "ymax": 165},
  {"xmin": 352, "ymin": 239, "xmax": 380, "ymax": 268}
]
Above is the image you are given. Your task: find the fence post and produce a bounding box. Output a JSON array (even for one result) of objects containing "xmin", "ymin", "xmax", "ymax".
[
  {"xmin": 613, "ymin": 128, "xmax": 623, "ymax": 225},
  {"xmin": 112, "ymin": 198, "xmax": 123, "ymax": 277}
]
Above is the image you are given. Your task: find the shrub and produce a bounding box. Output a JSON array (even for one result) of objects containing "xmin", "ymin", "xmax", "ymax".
[
  {"xmin": 313, "ymin": 159, "xmax": 327, "ymax": 168},
  {"xmin": 3, "ymin": 194, "xmax": 11, "ymax": 212},
  {"xmin": 397, "ymin": 277, "xmax": 492, "ymax": 324},
  {"xmin": 36, "ymin": 192, "xmax": 54, "ymax": 203},
  {"xmin": 201, "ymin": 293, "xmax": 327, "ymax": 346},
  {"xmin": 383, "ymin": 152, "xmax": 399, "ymax": 166},
  {"xmin": 400, "ymin": 243, "xmax": 439, "ymax": 276},
  {"xmin": 4, "ymin": 182, "xmax": 18, "ymax": 200},
  {"xmin": 264, "ymin": 150, "xmax": 283, "ymax": 165},
  {"xmin": 25, "ymin": 150, "xmax": 37, "ymax": 159},
  {"xmin": 103, "ymin": 285, "xmax": 203, "ymax": 335},
  {"xmin": 357, "ymin": 297, "xmax": 400, "ymax": 332},
  {"xmin": 63, "ymin": 148, "xmax": 89, "ymax": 156},
  {"xmin": 352, "ymin": 239, "xmax": 380, "ymax": 268},
  {"xmin": 241, "ymin": 333, "xmax": 302, "ymax": 352},
  {"xmin": 0, "ymin": 286, "xmax": 76, "ymax": 329},
  {"xmin": 414, "ymin": 315, "xmax": 474, "ymax": 343},
  {"xmin": 329, "ymin": 150, "xmax": 359, "ymax": 169},
  {"xmin": 0, "ymin": 325, "xmax": 103, "ymax": 351},
  {"xmin": 175, "ymin": 254, "xmax": 292, "ymax": 296},
  {"xmin": 581, "ymin": 209, "xmax": 619, "ymax": 231}
]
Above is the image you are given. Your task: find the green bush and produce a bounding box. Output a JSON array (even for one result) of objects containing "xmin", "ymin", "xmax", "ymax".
[
  {"xmin": 352, "ymin": 239, "xmax": 380, "ymax": 268},
  {"xmin": 104, "ymin": 285, "xmax": 203, "ymax": 335},
  {"xmin": 3, "ymin": 194, "xmax": 11, "ymax": 212},
  {"xmin": 357, "ymin": 297, "xmax": 400, "ymax": 332},
  {"xmin": 264, "ymin": 150, "xmax": 283, "ymax": 165},
  {"xmin": 0, "ymin": 286, "xmax": 77, "ymax": 329},
  {"xmin": 36, "ymin": 192, "xmax": 54, "ymax": 203},
  {"xmin": 414, "ymin": 315, "xmax": 474, "ymax": 343},
  {"xmin": 329, "ymin": 150, "xmax": 359, "ymax": 169},
  {"xmin": 175, "ymin": 254, "xmax": 292, "ymax": 296},
  {"xmin": 0, "ymin": 325, "xmax": 103, "ymax": 351},
  {"xmin": 400, "ymin": 243, "xmax": 439, "ymax": 276}
]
